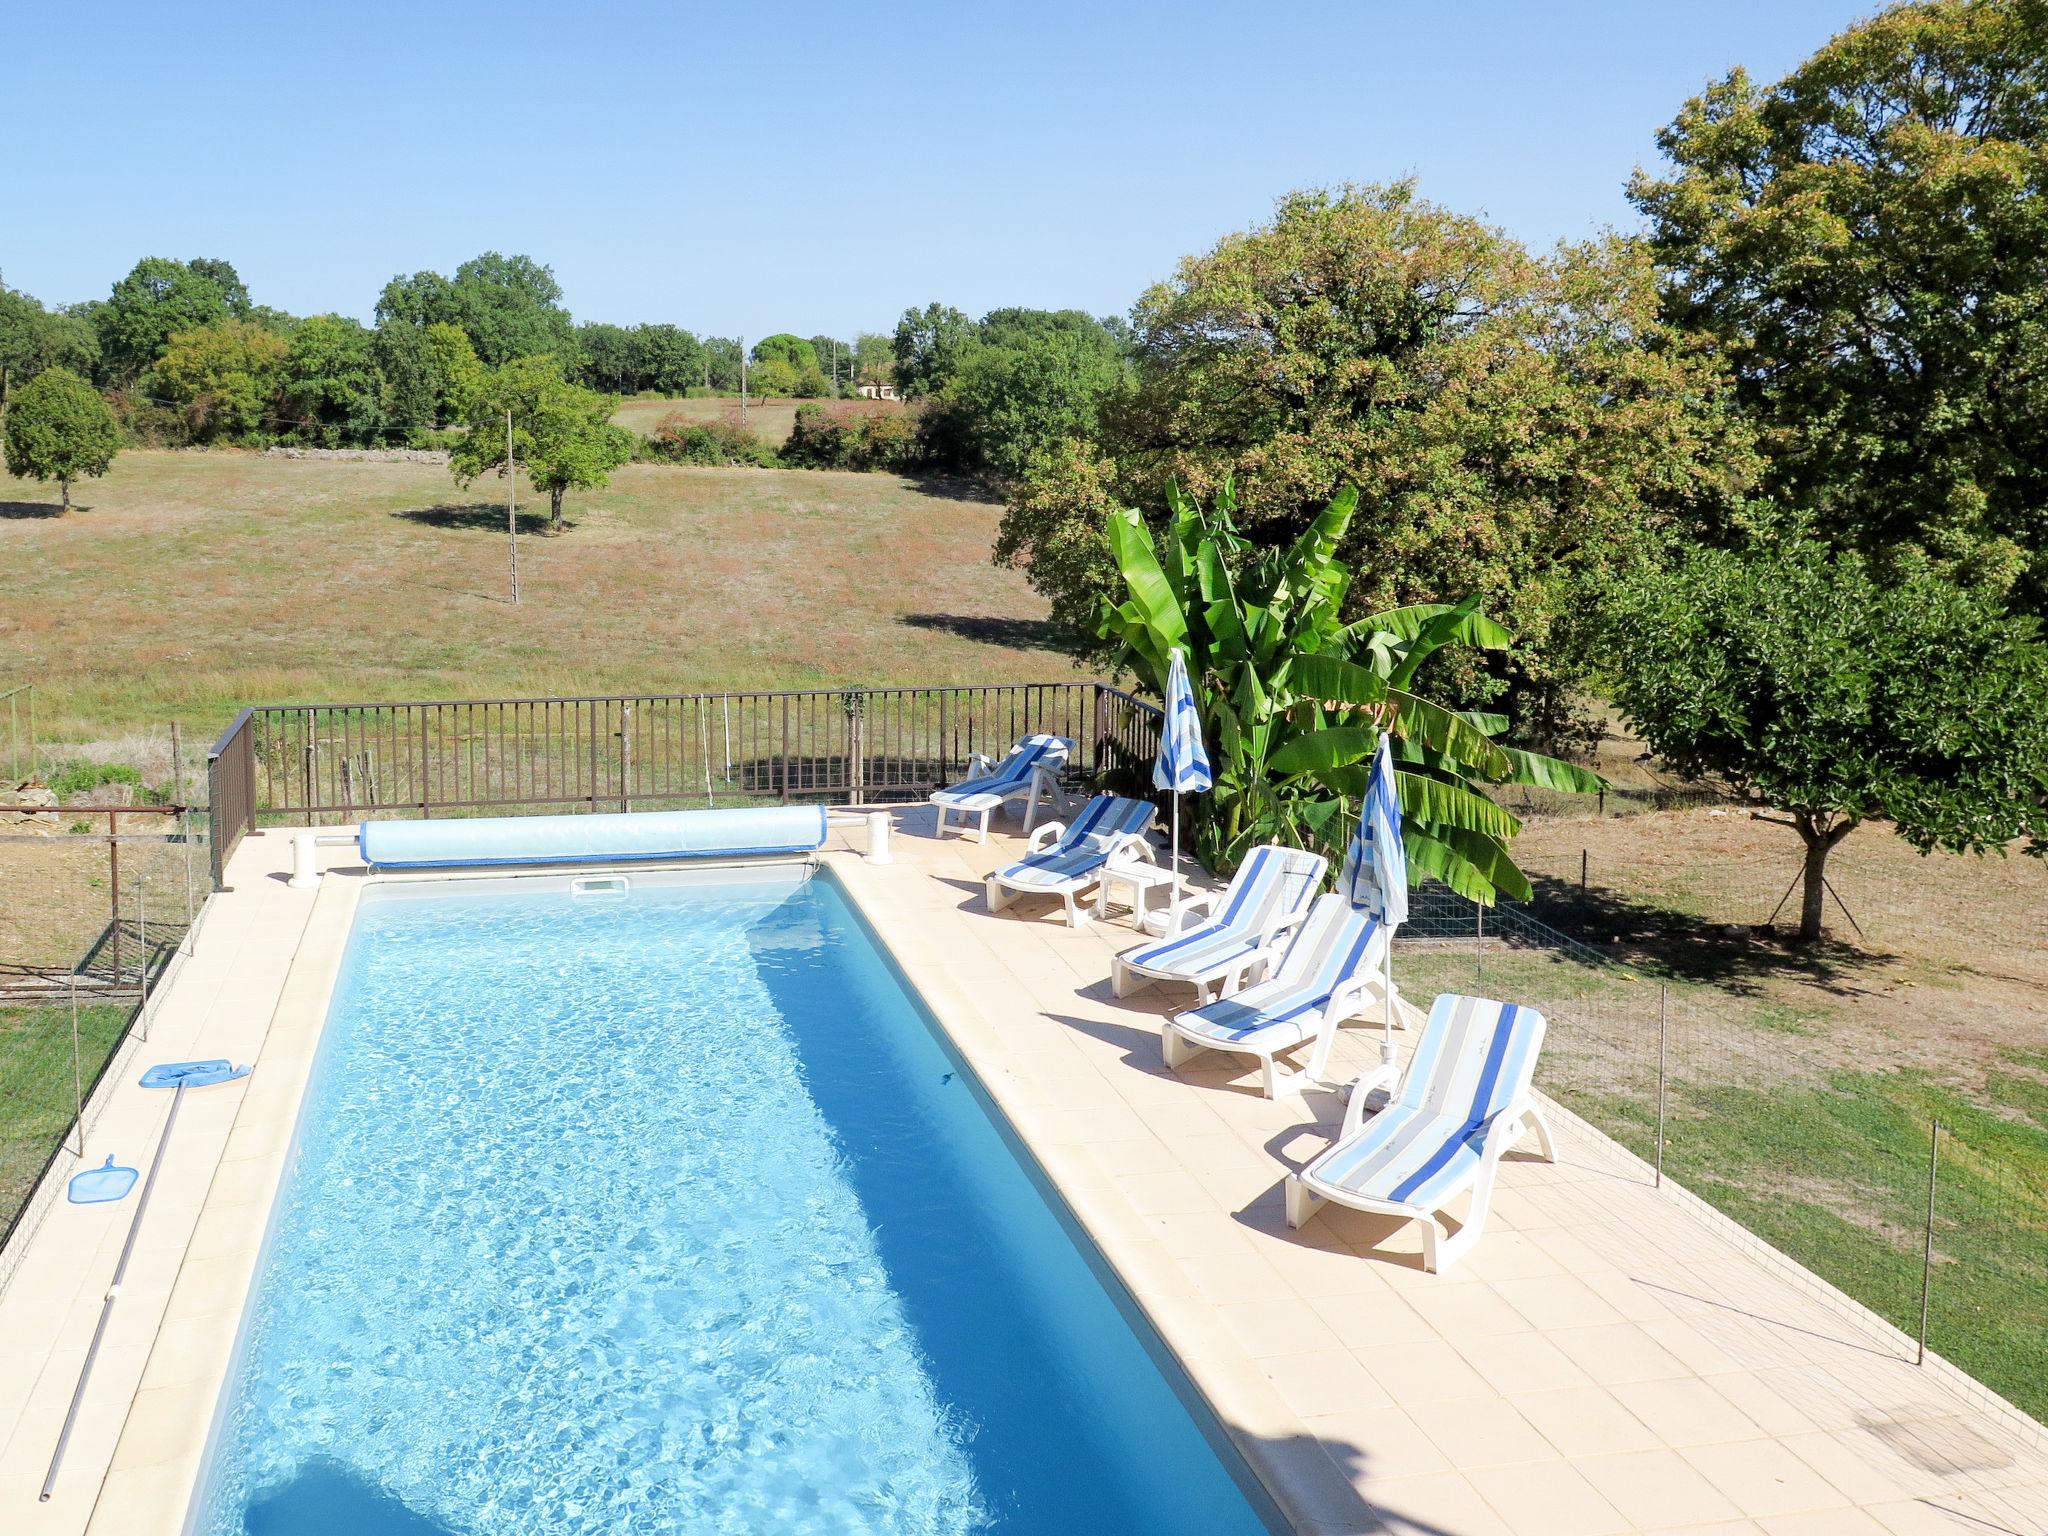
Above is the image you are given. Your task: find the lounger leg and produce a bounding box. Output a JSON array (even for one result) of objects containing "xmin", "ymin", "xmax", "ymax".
[
  {"xmin": 935, "ymin": 805, "xmax": 952, "ymax": 839},
  {"xmin": 1419, "ymin": 1216, "xmax": 1448, "ymax": 1274},
  {"xmin": 1285, "ymin": 1176, "xmax": 1324, "ymax": 1230},
  {"xmin": 986, "ymin": 878, "xmax": 1011, "ymax": 913},
  {"xmin": 1260, "ymin": 1055, "xmax": 1302, "ymax": 1100},
  {"xmin": 1161, "ymin": 1025, "xmax": 1201, "ymax": 1073},
  {"xmin": 976, "ymin": 806, "xmax": 991, "ymax": 844},
  {"xmin": 1112, "ymin": 958, "xmax": 1142, "ymax": 998},
  {"xmin": 1527, "ymin": 1101, "xmax": 1558, "ymax": 1163}
]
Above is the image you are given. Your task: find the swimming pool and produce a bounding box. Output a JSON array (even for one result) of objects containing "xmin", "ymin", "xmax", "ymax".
[{"xmin": 187, "ymin": 867, "xmax": 1280, "ymax": 1535}]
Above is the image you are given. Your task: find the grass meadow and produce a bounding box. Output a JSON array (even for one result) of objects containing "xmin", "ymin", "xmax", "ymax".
[{"xmin": 1, "ymin": 449, "xmax": 1071, "ymax": 746}]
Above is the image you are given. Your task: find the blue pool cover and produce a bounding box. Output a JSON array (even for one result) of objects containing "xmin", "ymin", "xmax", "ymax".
[{"xmin": 358, "ymin": 805, "xmax": 829, "ymax": 869}]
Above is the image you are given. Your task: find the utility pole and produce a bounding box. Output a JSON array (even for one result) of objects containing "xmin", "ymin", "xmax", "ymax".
[
  {"xmin": 506, "ymin": 409, "xmax": 520, "ymax": 606},
  {"xmin": 740, "ymin": 335, "xmax": 747, "ymax": 414}
]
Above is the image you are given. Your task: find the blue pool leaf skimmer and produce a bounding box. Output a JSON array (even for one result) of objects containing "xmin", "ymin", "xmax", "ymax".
[{"xmin": 67, "ymin": 1156, "xmax": 139, "ymax": 1205}]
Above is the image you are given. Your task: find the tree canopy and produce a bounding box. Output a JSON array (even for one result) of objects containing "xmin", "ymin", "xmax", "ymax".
[
  {"xmin": 150, "ymin": 320, "xmax": 289, "ymax": 441},
  {"xmin": 376, "ymin": 252, "xmax": 574, "ymax": 368},
  {"xmin": 1605, "ymin": 536, "xmax": 2048, "ymax": 940},
  {"xmin": 3, "ymin": 367, "xmax": 120, "ymax": 511},
  {"xmin": 95, "ymin": 257, "xmax": 242, "ymax": 381},
  {"xmin": 1629, "ymin": 0, "xmax": 2048, "ymax": 612},
  {"xmin": 997, "ymin": 183, "xmax": 1756, "ymax": 739}
]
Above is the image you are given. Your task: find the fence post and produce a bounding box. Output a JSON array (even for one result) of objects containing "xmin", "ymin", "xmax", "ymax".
[
  {"xmin": 137, "ymin": 876, "xmax": 149, "ymax": 1041},
  {"xmin": 1655, "ymin": 985, "xmax": 1670, "ymax": 1188},
  {"xmin": 107, "ymin": 809, "xmax": 122, "ymax": 984},
  {"xmin": 1918, "ymin": 1118, "xmax": 1940, "ymax": 1366},
  {"xmin": 69, "ymin": 974, "xmax": 84, "ymax": 1157},
  {"xmin": 619, "ymin": 702, "xmax": 633, "ymax": 814},
  {"xmin": 780, "ymin": 697, "xmax": 792, "ymax": 804}
]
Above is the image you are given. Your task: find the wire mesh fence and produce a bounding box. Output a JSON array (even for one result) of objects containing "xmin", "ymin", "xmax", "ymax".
[
  {"xmin": 1, "ymin": 711, "xmax": 210, "ymax": 1288},
  {"xmin": 1395, "ymin": 889, "xmax": 2048, "ymax": 1423},
  {"xmin": 0, "ymin": 818, "xmax": 208, "ymax": 1291}
]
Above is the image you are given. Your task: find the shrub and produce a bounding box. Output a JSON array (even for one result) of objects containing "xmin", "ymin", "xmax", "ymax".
[
  {"xmin": 781, "ymin": 402, "xmax": 921, "ymax": 472},
  {"xmin": 642, "ymin": 409, "xmax": 775, "ymax": 467},
  {"xmin": 44, "ymin": 759, "xmax": 150, "ymax": 803}
]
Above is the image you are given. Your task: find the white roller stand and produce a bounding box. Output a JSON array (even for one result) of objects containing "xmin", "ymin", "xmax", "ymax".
[{"xmin": 289, "ymin": 830, "xmax": 360, "ymax": 889}]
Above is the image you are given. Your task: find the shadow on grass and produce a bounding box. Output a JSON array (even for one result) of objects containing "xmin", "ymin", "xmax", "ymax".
[
  {"xmin": 902, "ymin": 612, "xmax": 1086, "ymax": 655},
  {"xmin": 0, "ymin": 499, "xmax": 71, "ymax": 518},
  {"xmin": 391, "ymin": 502, "xmax": 563, "ymax": 536},
  {"xmin": 1518, "ymin": 871, "xmax": 1889, "ymax": 998}
]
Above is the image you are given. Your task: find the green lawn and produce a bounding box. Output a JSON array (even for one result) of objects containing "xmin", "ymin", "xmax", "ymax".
[
  {"xmin": 0, "ymin": 1002, "xmax": 133, "ymax": 1236},
  {"xmin": 1400, "ymin": 942, "xmax": 2048, "ymax": 1420}
]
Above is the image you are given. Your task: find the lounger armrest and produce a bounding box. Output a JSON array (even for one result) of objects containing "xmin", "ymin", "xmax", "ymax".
[
  {"xmin": 1106, "ymin": 834, "xmax": 1157, "ymax": 867},
  {"xmin": 1325, "ymin": 973, "xmax": 1380, "ymax": 1024},
  {"xmin": 1478, "ymin": 1095, "xmax": 1539, "ymax": 1159},
  {"xmin": 1027, "ymin": 820, "xmax": 1065, "ymax": 851},
  {"xmin": 1340, "ymin": 1072, "xmax": 1381, "ymax": 1140},
  {"xmin": 1177, "ymin": 889, "xmax": 1218, "ymax": 922},
  {"xmin": 966, "ymin": 751, "xmax": 996, "ymax": 778}
]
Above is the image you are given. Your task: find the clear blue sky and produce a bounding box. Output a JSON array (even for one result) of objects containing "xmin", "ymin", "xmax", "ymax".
[{"xmin": 7, "ymin": 0, "xmax": 1876, "ymax": 339}]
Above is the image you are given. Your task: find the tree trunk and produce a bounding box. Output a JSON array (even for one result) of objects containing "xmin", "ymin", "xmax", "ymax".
[
  {"xmin": 550, "ymin": 486, "xmax": 564, "ymax": 532},
  {"xmin": 1793, "ymin": 811, "xmax": 1857, "ymax": 944},
  {"xmin": 60, "ymin": 476, "xmax": 70, "ymax": 513}
]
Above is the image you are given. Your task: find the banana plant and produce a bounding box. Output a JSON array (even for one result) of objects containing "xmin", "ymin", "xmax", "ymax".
[{"xmin": 1096, "ymin": 482, "xmax": 1604, "ymax": 902}]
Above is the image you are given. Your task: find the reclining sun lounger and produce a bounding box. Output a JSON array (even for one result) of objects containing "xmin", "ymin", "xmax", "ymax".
[
  {"xmin": 1160, "ymin": 893, "xmax": 1392, "ymax": 1098},
  {"xmin": 1112, "ymin": 844, "xmax": 1327, "ymax": 1002},
  {"xmin": 1286, "ymin": 992, "xmax": 1554, "ymax": 1273},
  {"xmin": 984, "ymin": 794, "xmax": 1157, "ymax": 928},
  {"xmin": 930, "ymin": 733, "xmax": 1073, "ymax": 843}
]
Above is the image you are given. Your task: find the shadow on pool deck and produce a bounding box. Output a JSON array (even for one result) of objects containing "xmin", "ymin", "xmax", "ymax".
[{"xmin": 242, "ymin": 1458, "xmax": 461, "ymax": 1536}]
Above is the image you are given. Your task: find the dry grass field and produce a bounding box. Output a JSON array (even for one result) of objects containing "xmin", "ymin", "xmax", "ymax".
[
  {"xmin": 0, "ymin": 450, "xmax": 1071, "ymax": 747},
  {"xmin": 611, "ymin": 394, "xmax": 905, "ymax": 447}
]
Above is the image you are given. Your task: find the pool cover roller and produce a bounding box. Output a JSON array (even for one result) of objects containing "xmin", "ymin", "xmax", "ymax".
[{"xmin": 359, "ymin": 805, "xmax": 829, "ymax": 870}]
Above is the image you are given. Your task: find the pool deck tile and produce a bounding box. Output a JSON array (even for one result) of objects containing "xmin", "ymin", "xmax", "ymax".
[{"xmin": 0, "ymin": 809, "xmax": 2043, "ymax": 1535}]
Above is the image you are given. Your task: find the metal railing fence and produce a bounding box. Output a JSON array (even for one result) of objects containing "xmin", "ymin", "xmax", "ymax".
[{"xmin": 207, "ymin": 683, "xmax": 1164, "ymax": 886}]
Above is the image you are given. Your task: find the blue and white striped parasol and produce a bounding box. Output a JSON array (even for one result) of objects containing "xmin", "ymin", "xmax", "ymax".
[
  {"xmin": 1341, "ymin": 733, "xmax": 1408, "ymax": 1069},
  {"xmin": 1153, "ymin": 648, "xmax": 1212, "ymax": 906}
]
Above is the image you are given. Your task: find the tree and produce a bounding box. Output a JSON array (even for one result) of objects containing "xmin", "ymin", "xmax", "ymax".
[
  {"xmin": 450, "ymin": 356, "xmax": 633, "ymax": 531},
  {"xmin": 747, "ymin": 357, "xmax": 799, "ymax": 398},
  {"xmin": 852, "ymin": 331, "xmax": 894, "ymax": 387},
  {"xmin": 95, "ymin": 258, "xmax": 238, "ymax": 380},
  {"xmin": 150, "ymin": 320, "xmax": 289, "ymax": 440},
  {"xmin": 280, "ymin": 315, "xmax": 384, "ymax": 445},
  {"xmin": 632, "ymin": 324, "xmax": 701, "ymax": 395},
  {"xmin": 3, "ymin": 368, "xmax": 120, "ymax": 511},
  {"xmin": 1, "ymin": 286, "xmax": 99, "ymax": 426},
  {"xmin": 751, "ymin": 333, "xmax": 819, "ymax": 375},
  {"xmin": 376, "ymin": 269, "xmax": 463, "ymax": 331},
  {"xmin": 924, "ymin": 309, "xmax": 1128, "ymax": 479},
  {"xmin": 891, "ymin": 303, "xmax": 973, "ymax": 398},
  {"xmin": 575, "ymin": 322, "xmax": 636, "ymax": 392},
  {"xmin": 424, "ymin": 322, "xmax": 484, "ymax": 421},
  {"xmin": 452, "ymin": 252, "xmax": 574, "ymax": 365},
  {"xmin": 997, "ymin": 184, "xmax": 1756, "ymax": 741},
  {"xmin": 1629, "ymin": 0, "xmax": 2048, "ymax": 612},
  {"xmin": 374, "ymin": 323, "xmax": 441, "ymax": 437},
  {"xmin": 1605, "ymin": 537, "xmax": 2048, "ymax": 942},
  {"xmin": 187, "ymin": 258, "xmax": 252, "ymax": 317},
  {"xmin": 1097, "ymin": 480, "xmax": 1600, "ymax": 890},
  {"xmin": 701, "ymin": 336, "xmax": 744, "ymax": 392},
  {"xmin": 808, "ymin": 334, "xmax": 852, "ymax": 388}
]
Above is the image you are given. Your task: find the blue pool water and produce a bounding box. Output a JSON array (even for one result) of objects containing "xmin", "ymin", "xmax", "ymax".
[{"xmin": 189, "ymin": 869, "xmax": 1278, "ymax": 1536}]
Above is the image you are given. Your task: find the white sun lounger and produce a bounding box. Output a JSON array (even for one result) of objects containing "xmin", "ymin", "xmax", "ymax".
[
  {"xmin": 1287, "ymin": 993, "xmax": 1554, "ymax": 1272},
  {"xmin": 985, "ymin": 794, "xmax": 1157, "ymax": 928},
  {"xmin": 1112, "ymin": 844, "xmax": 1328, "ymax": 1002},
  {"xmin": 930, "ymin": 733, "xmax": 1073, "ymax": 843},
  {"xmin": 1161, "ymin": 894, "xmax": 1394, "ymax": 1097}
]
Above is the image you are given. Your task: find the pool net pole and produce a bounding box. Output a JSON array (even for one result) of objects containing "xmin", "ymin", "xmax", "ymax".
[{"xmin": 39, "ymin": 1079, "xmax": 190, "ymax": 1502}]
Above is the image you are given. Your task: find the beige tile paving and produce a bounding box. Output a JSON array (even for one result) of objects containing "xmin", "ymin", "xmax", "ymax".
[{"xmin": 0, "ymin": 808, "xmax": 2041, "ymax": 1536}]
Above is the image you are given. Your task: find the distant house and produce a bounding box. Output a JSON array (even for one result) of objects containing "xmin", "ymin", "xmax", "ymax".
[{"xmin": 856, "ymin": 382, "xmax": 899, "ymax": 400}]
